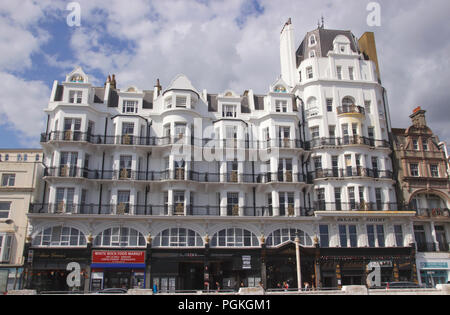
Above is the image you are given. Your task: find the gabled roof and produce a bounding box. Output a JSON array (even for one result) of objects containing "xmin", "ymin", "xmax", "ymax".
[{"xmin": 163, "ymin": 74, "xmax": 200, "ymax": 97}]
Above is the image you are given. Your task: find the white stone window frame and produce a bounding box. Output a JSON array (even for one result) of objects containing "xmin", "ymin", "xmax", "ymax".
[
  {"xmin": 394, "ymin": 225, "xmax": 404, "ymax": 247},
  {"xmin": 165, "ymin": 96, "xmax": 173, "ymax": 109},
  {"xmin": 349, "ymin": 67, "xmax": 355, "ymax": 80},
  {"xmin": 309, "ymin": 35, "xmax": 317, "ymax": 47},
  {"xmin": 0, "ymin": 233, "xmax": 14, "ymax": 263},
  {"xmin": 430, "ymin": 164, "xmax": 439, "ymax": 178},
  {"xmin": 306, "ymin": 66, "xmax": 314, "ymax": 79},
  {"xmin": 122, "ymin": 100, "xmax": 139, "ymax": 114},
  {"xmin": 338, "ymin": 224, "xmax": 358, "ymax": 248},
  {"xmin": 1, "ymin": 174, "xmax": 15, "ymax": 187},
  {"xmin": 68, "ymin": 90, "xmax": 83, "ymax": 104},
  {"xmin": 336, "ymin": 66, "xmax": 343, "ymax": 80},
  {"xmin": 310, "ymin": 126, "xmax": 320, "ymax": 139},
  {"xmin": 275, "ymin": 99, "xmax": 288, "ymax": 113},
  {"xmin": 0, "ymin": 201, "xmax": 12, "ymax": 219},
  {"xmin": 223, "ymin": 104, "xmax": 238, "ymax": 118},
  {"xmin": 366, "ymin": 224, "xmax": 386, "ymax": 248},
  {"xmin": 410, "ymin": 163, "xmax": 420, "ymax": 177}
]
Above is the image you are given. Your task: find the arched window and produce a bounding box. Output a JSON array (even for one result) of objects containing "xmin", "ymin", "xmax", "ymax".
[
  {"xmin": 266, "ymin": 229, "xmax": 313, "ymax": 247},
  {"xmin": 342, "ymin": 96, "xmax": 355, "ymax": 107},
  {"xmin": 152, "ymin": 228, "xmax": 203, "ymax": 247},
  {"xmin": 211, "ymin": 228, "xmax": 259, "ymax": 247},
  {"xmin": 309, "ymin": 50, "xmax": 316, "ymax": 58},
  {"xmin": 32, "ymin": 226, "xmax": 87, "ymax": 247},
  {"xmin": 94, "ymin": 227, "xmax": 146, "ymax": 248},
  {"xmin": 309, "ymin": 35, "xmax": 316, "ymax": 46}
]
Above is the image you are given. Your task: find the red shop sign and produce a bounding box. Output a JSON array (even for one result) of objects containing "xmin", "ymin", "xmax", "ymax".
[{"xmin": 92, "ymin": 250, "xmax": 146, "ymax": 265}]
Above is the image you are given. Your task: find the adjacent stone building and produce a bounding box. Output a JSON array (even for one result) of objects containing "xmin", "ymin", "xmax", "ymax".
[
  {"xmin": 0, "ymin": 149, "xmax": 44, "ymax": 293},
  {"xmin": 392, "ymin": 107, "xmax": 450, "ymax": 286}
]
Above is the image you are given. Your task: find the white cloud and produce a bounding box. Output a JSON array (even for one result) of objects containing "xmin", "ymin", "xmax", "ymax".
[
  {"xmin": 0, "ymin": 72, "xmax": 49, "ymax": 146},
  {"xmin": 0, "ymin": 0, "xmax": 449, "ymax": 146}
]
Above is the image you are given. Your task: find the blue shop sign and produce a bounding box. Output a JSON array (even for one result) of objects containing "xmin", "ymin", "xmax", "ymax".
[{"xmin": 420, "ymin": 262, "xmax": 448, "ymax": 269}]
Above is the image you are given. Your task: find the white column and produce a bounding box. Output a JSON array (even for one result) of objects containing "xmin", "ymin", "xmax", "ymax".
[
  {"xmin": 430, "ymin": 221, "xmax": 438, "ymax": 248},
  {"xmin": 220, "ymin": 192, "xmax": 227, "ymax": 216},
  {"xmin": 294, "ymin": 191, "xmax": 301, "ymax": 216},
  {"xmin": 185, "ymin": 190, "xmax": 190, "ymax": 216},
  {"xmin": 167, "ymin": 190, "xmax": 174, "ymax": 216},
  {"xmin": 220, "ymin": 161, "xmax": 227, "ymax": 182},
  {"xmin": 239, "ymin": 191, "xmax": 245, "ymax": 216},
  {"xmin": 272, "ymin": 191, "xmax": 280, "ymax": 216}
]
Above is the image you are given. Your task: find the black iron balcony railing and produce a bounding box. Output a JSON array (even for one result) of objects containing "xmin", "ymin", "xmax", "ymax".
[
  {"xmin": 309, "ymin": 136, "xmax": 390, "ymax": 149},
  {"xmin": 309, "ymin": 168, "xmax": 393, "ymax": 180},
  {"xmin": 40, "ymin": 131, "xmax": 307, "ymax": 150},
  {"xmin": 416, "ymin": 242, "xmax": 450, "ymax": 253},
  {"xmin": 44, "ymin": 167, "xmax": 310, "ymax": 184},
  {"xmin": 28, "ymin": 204, "xmax": 315, "ymax": 217}
]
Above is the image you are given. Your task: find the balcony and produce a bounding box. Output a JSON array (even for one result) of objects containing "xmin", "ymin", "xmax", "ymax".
[
  {"xmin": 41, "ymin": 131, "xmax": 308, "ymax": 150},
  {"xmin": 337, "ymin": 105, "xmax": 366, "ymax": 116},
  {"xmin": 29, "ymin": 204, "xmax": 315, "ymax": 217},
  {"xmin": 309, "ymin": 168, "xmax": 393, "ymax": 180},
  {"xmin": 415, "ymin": 208, "xmax": 450, "ymax": 218},
  {"xmin": 44, "ymin": 167, "xmax": 309, "ymax": 184},
  {"xmin": 309, "ymin": 136, "xmax": 389, "ymax": 149}
]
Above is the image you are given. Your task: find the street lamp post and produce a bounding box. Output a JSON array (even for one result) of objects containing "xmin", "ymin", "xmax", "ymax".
[{"xmin": 295, "ymin": 236, "xmax": 302, "ymax": 292}]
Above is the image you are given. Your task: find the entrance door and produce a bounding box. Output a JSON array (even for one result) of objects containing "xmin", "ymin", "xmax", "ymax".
[
  {"xmin": 104, "ymin": 270, "xmax": 132, "ymax": 289},
  {"xmin": 154, "ymin": 277, "xmax": 177, "ymax": 293},
  {"xmin": 180, "ymin": 263, "xmax": 204, "ymax": 291}
]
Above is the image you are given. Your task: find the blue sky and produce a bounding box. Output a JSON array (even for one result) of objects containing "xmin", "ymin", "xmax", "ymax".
[{"xmin": 0, "ymin": 0, "xmax": 449, "ymax": 148}]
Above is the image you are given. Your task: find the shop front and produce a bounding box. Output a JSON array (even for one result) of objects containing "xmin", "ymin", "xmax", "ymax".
[
  {"xmin": 25, "ymin": 248, "xmax": 90, "ymax": 293},
  {"xmin": 264, "ymin": 244, "xmax": 316, "ymax": 290},
  {"xmin": 150, "ymin": 248, "xmax": 262, "ymax": 292},
  {"xmin": 151, "ymin": 249, "xmax": 206, "ymax": 292},
  {"xmin": 417, "ymin": 260, "xmax": 449, "ymax": 287},
  {"xmin": 317, "ymin": 247, "xmax": 416, "ymax": 288},
  {"xmin": 209, "ymin": 250, "xmax": 261, "ymax": 291},
  {"xmin": 90, "ymin": 250, "xmax": 146, "ymax": 291},
  {"xmin": 0, "ymin": 267, "xmax": 23, "ymax": 293}
]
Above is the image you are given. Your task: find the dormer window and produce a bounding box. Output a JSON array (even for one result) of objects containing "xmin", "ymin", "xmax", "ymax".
[
  {"xmin": 309, "ymin": 35, "xmax": 316, "ymax": 46},
  {"xmin": 122, "ymin": 100, "xmax": 138, "ymax": 114},
  {"xmin": 223, "ymin": 104, "xmax": 237, "ymax": 118},
  {"xmin": 69, "ymin": 91, "xmax": 82, "ymax": 104},
  {"xmin": 275, "ymin": 100, "xmax": 288, "ymax": 113}
]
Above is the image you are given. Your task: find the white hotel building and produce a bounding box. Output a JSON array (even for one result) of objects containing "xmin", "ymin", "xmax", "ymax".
[{"xmin": 25, "ymin": 20, "xmax": 418, "ymax": 292}]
